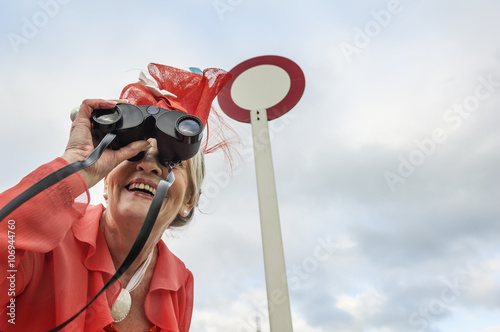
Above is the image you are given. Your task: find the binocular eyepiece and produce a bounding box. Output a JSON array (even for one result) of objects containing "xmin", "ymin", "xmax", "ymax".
[{"xmin": 91, "ymin": 103, "xmax": 204, "ymax": 165}]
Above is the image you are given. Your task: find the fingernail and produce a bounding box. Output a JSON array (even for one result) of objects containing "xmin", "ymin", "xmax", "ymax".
[{"xmin": 142, "ymin": 144, "xmax": 152, "ymax": 151}]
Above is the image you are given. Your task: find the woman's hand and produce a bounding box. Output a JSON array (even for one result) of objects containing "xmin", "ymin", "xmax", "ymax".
[{"xmin": 61, "ymin": 99, "xmax": 151, "ymax": 189}]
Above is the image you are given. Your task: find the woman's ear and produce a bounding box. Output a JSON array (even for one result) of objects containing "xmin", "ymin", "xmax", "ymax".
[{"xmin": 179, "ymin": 192, "xmax": 195, "ymax": 217}]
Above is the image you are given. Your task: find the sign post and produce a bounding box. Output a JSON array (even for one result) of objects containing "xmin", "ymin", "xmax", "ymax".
[{"xmin": 218, "ymin": 55, "xmax": 305, "ymax": 332}]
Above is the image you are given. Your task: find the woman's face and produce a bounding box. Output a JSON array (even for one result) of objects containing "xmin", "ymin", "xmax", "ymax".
[{"xmin": 104, "ymin": 139, "xmax": 193, "ymax": 234}]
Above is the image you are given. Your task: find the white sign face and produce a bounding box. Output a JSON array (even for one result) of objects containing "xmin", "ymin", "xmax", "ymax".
[
  {"xmin": 218, "ymin": 55, "xmax": 305, "ymax": 123},
  {"xmin": 230, "ymin": 64, "xmax": 291, "ymax": 110}
]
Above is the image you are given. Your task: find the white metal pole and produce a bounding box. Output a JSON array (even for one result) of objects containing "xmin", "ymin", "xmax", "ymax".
[{"xmin": 250, "ymin": 108, "xmax": 293, "ymax": 332}]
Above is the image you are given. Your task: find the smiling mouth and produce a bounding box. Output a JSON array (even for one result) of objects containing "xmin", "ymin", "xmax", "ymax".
[{"xmin": 126, "ymin": 183, "xmax": 157, "ymax": 197}]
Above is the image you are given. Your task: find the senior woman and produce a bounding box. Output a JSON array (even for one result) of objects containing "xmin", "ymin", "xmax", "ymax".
[{"xmin": 0, "ymin": 63, "xmax": 232, "ymax": 331}]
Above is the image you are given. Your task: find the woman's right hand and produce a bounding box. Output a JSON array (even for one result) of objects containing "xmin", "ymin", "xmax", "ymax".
[{"xmin": 61, "ymin": 99, "xmax": 151, "ymax": 189}]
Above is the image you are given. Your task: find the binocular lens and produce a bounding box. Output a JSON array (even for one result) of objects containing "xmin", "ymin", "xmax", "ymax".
[
  {"xmin": 178, "ymin": 119, "xmax": 201, "ymax": 136},
  {"xmin": 94, "ymin": 109, "xmax": 121, "ymax": 125}
]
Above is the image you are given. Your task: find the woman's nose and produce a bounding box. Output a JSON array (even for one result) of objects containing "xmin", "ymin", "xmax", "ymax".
[{"xmin": 135, "ymin": 139, "xmax": 163, "ymax": 176}]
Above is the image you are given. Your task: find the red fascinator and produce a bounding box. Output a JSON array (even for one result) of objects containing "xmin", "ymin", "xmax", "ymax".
[{"xmin": 120, "ymin": 63, "xmax": 234, "ymax": 154}]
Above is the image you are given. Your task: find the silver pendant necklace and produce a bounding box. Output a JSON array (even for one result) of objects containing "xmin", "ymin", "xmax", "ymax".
[{"xmin": 110, "ymin": 250, "xmax": 155, "ymax": 322}]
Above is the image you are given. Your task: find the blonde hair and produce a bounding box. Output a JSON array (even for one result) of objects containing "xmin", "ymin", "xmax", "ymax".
[{"xmin": 168, "ymin": 150, "xmax": 205, "ymax": 228}]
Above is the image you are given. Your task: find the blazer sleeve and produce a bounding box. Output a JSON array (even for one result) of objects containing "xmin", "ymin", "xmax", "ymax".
[{"xmin": 0, "ymin": 157, "xmax": 89, "ymax": 275}]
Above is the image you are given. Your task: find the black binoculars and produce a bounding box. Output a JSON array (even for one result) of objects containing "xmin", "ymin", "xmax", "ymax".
[{"xmin": 91, "ymin": 103, "xmax": 203, "ymax": 165}]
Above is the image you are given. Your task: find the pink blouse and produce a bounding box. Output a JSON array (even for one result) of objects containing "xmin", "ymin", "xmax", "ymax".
[{"xmin": 0, "ymin": 158, "xmax": 193, "ymax": 332}]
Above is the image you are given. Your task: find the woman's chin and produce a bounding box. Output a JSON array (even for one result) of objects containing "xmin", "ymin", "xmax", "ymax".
[
  {"xmin": 106, "ymin": 190, "xmax": 173, "ymax": 230},
  {"xmin": 110, "ymin": 200, "xmax": 150, "ymax": 222}
]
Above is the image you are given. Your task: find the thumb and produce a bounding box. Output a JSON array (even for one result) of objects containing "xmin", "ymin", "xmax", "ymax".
[{"xmin": 112, "ymin": 140, "xmax": 152, "ymax": 165}]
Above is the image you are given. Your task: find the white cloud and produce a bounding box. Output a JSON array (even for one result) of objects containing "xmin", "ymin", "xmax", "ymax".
[
  {"xmin": 336, "ymin": 288, "xmax": 387, "ymax": 321},
  {"xmin": 474, "ymin": 328, "xmax": 500, "ymax": 332}
]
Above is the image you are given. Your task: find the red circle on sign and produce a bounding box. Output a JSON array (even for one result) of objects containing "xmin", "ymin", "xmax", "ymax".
[{"xmin": 217, "ymin": 55, "xmax": 305, "ymax": 123}]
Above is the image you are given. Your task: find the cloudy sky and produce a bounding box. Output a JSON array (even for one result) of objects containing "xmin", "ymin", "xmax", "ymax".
[{"xmin": 1, "ymin": 0, "xmax": 500, "ymax": 331}]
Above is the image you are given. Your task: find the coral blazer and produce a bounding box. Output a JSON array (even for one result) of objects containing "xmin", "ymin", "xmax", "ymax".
[{"xmin": 0, "ymin": 158, "xmax": 193, "ymax": 332}]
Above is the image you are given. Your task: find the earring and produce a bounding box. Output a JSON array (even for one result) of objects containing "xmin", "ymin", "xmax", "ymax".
[
  {"xmin": 103, "ymin": 192, "xmax": 108, "ymax": 200},
  {"xmin": 182, "ymin": 209, "xmax": 189, "ymax": 217}
]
